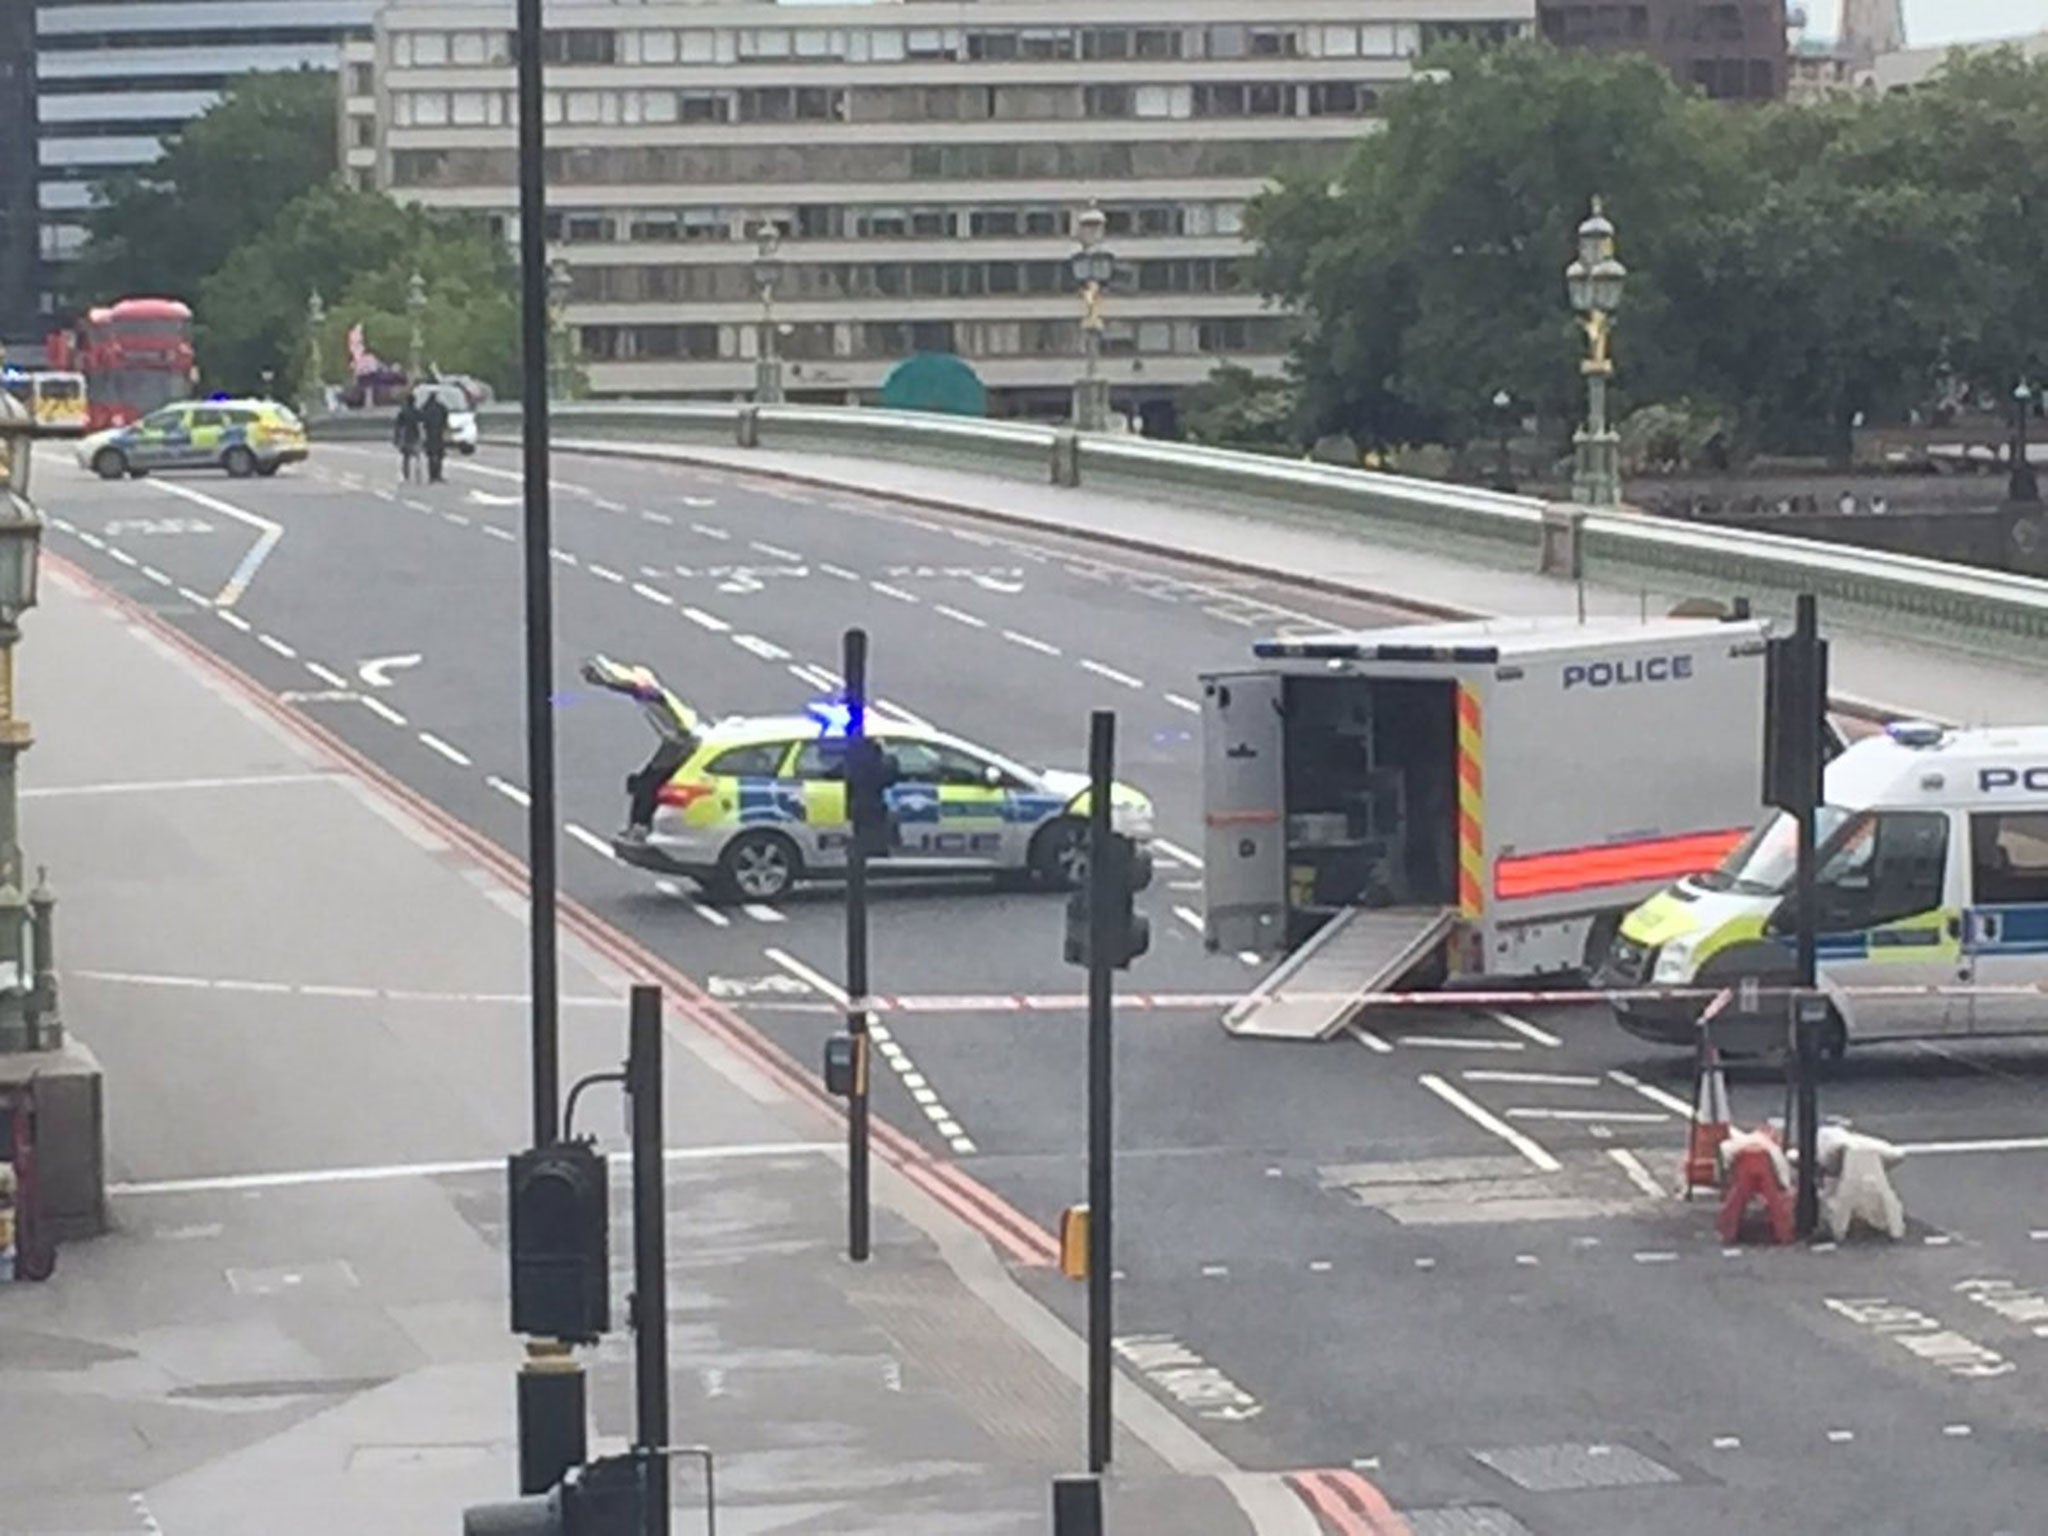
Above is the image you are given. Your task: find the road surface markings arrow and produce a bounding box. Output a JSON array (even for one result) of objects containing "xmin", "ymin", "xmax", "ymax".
[{"xmin": 358, "ymin": 654, "xmax": 422, "ymax": 689}]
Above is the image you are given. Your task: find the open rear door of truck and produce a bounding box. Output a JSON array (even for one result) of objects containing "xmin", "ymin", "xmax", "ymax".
[
  {"xmin": 1223, "ymin": 904, "xmax": 1456, "ymax": 1040},
  {"xmin": 1201, "ymin": 671, "xmax": 1286, "ymax": 955}
]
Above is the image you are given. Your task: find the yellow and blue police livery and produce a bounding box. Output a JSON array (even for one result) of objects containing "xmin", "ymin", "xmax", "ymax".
[
  {"xmin": 1603, "ymin": 721, "xmax": 2048, "ymax": 1052},
  {"xmin": 591, "ymin": 665, "xmax": 1153, "ymax": 902},
  {"xmin": 77, "ymin": 397, "xmax": 308, "ymax": 481}
]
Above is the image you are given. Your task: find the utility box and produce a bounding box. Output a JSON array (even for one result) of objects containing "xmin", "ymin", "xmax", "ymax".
[{"xmin": 1202, "ymin": 614, "xmax": 1773, "ymax": 1038}]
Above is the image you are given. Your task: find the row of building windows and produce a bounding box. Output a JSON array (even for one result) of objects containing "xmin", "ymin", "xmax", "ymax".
[
  {"xmin": 387, "ymin": 20, "xmax": 1517, "ymax": 70},
  {"xmin": 577, "ymin": 314, "xmax": 1288, "ymax": 362},
  {"xmin": 541, "ymin": 201, "xmax": 1246, "ymax": 244},
  {"xmin": 394, "ymin": 137, "xmax": 1347, "ymax": 188},
  {"xmin": 388, "ymin": 79, "xmax": 1381, "ymax": 128},
  {"xmin": 570, "ymin": 255, "xmax": 1248, "ymax": 304}
]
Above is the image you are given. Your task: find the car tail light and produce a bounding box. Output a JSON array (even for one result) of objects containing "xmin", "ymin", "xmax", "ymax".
[{"xmin": 655, "ymin": 780, "xmax": 712, "ymax": 810}]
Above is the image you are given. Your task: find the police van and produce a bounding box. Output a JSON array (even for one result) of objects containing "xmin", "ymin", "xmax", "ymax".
[{"xmin": 1605, "ymin": 722, "xmax": 2048, "ymax": 1052}]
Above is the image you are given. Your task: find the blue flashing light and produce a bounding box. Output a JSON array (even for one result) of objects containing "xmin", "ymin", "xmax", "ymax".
[
  {"xmin": 805, "ymin": 698, "xmax": 854, "ymax": 737},
  {"xmin": 1886, "ymin": 720, "xmax": 1945, "ymax": 749}
]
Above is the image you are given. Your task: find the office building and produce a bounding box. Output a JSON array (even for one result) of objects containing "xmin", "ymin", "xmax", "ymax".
[
  {"xmin": 363, "ymin": 0, "xmax": 1533, "ymax": 423},
  {"xmin": 1537, "ymin": 1, "xmax": 1790, "ymax": 101},
  {"xmin": 35, "ymin": 1, "xmax": 380, "ymax": 317}
]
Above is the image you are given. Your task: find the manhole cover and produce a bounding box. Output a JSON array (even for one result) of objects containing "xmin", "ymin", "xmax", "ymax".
[
  {"xmin": 1404, "ymin": 1509, "xmax": 1537, "ymax": 1536},
  {"xmin": 1472, "ymin": 1442, "xmax": 1679, "ymax": 1492}
]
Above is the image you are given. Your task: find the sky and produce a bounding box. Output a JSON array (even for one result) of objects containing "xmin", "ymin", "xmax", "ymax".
[{"xmin": 1901, "ymin": 0, "xmax": 2047, "ymax": 45}]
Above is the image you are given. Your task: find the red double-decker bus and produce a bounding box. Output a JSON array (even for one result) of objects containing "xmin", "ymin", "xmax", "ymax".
[{"xmin": 46, "ymin": 296, "xmax": 195, "ymax": 431}]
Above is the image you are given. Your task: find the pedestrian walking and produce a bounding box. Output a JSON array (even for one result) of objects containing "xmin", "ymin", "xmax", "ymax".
[
  {"xmin": 420, "ymin": 388, "xmax": 450, "ymax": 484},
  {"xmin": 393, "ymin": 391, "xmax": 423, "ymax": 483}
]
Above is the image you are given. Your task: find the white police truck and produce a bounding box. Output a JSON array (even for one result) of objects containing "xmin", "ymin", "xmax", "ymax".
[{"xmin": 1202, "ymin": 613, "xmax": 1779, "ymax": 1039}]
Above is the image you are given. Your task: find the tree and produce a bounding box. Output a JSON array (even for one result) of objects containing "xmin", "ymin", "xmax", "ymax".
[
  {"xmin": 69, "ymin": 70, "xmax": 339, "ymax": 309},
  {"xmin": 1180, "ymin": 364, "xmax": 1301, "ymax": 454}
]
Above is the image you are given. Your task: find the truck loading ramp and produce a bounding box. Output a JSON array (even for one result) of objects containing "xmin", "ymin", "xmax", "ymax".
[{"xmin": 1223, "ymin": 905, "xmax": 1457, "ymax": 1041}]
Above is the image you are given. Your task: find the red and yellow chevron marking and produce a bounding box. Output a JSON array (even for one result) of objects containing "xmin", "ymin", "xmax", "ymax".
[{"xmin": 1456, "ymin": 684, "xmax": 1484, "ymax": 918}]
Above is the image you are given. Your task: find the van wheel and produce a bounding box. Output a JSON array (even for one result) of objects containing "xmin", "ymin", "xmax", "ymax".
[
  {"xmin": 1029, "ymin": 817, "xmax": 1089, "ymax": 890},
  {"xmin": 1582, "ymin": 911, "xmax": 1622, "ymax": 977},
  {"xmin": 712, "ymin": 830, "xmax": 801, "ymax": 903},
  {"xmin": 223, "ymin": 446, "xmax": 257, "ymax": 478},
  {"xmin": 1821, "ymin": 1009, "xmax": 1848, "ymax": 1063},
  {"xmin": 92, "ymin": 447, "xmax": 126, "ymax": 480}
]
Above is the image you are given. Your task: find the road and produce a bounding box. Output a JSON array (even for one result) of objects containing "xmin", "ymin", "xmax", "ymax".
[{"xmin": 37, "ymin": 442, "xmax": 2048, "ymax": 1534}]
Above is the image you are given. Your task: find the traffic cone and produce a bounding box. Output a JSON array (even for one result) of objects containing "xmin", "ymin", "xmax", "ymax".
[{"xmin": 1681, "ymin": 1039, "xmax": 1734, "ymax": 1196}]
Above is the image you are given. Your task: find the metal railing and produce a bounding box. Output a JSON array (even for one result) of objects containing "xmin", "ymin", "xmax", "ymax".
[{"xmin": 310, "ymin": 401, "xmax": 2048, "ymax": 654}]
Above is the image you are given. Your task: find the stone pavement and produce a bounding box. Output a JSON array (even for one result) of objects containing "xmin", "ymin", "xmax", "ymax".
[
  {"xmin": 560, "ymin": 438, "xmax": 2048, "ymax": 728},
  {"xmin": 0, "ymin": 558, "xmax": 1307, "ymax": 1535}
]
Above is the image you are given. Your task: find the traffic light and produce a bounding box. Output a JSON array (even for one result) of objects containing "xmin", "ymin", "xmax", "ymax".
[
  {"xmin": 463, "ymin": 1452, "xmax": 646, "ymax": 1535},
  {"xmin": 1763, "ymin": 628, "xmax": 1829, "ymax": 815},
  {"xmin": 1063, "ymin": 832, "xmax": 1153, "ymax": 971},
  {"xmin": 846, "ymin": 735, "xmax": 896, "ymax": 857},
  {"xmin": 509, "ymin": 1141, "xmax": 610, "ymax": 1344}
]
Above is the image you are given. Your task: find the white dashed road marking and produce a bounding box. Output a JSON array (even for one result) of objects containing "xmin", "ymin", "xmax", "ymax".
[
  {"xmin": 258, "ymin": 634, "xmax": 296, "ymax": 658},
  {"xmin": 632, "ymin": 582, "xmax": 674, "ymax": 606},
  {"xmin": 417, "ymin": 732, "xmax": 473, "ymax": 768},
  {"xmin": 682, "ymin": 606, "xmax": 730, "ymax": 632},
  {"xmin": 1418, "ymin": 1073, "xmax": 1562, "ymax": 1173},
  {"xmin": 486, "ymin": 775, "xmax": 531, "ymax": 808},
  {"xmin": 1164, "ymin": 693, "xmax": 1202, "ymax": 714},
  {"xmin": 1081, "ymin": 659, "xmax": 1144, "ymax": 689},
  {"xmin": 934, "ymin": 604, "xmax": 987, "ymax": 628},
  {"xmin": 870, "ymin": 582, "xmax": 918, "ymax": 603},
  {"xmin": 565, "ymin": 822, "xmax": 616, "ymax": 860},
  {"xmin": 361, "ymin": 697, "xmax": 406, "ymax": 727}
]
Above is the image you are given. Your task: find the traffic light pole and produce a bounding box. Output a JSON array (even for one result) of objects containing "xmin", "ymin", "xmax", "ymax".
[
  {"xmin": 628, "ymin": 986, "xmax": 671, "ymax": 1536},
  {"xmin": 1085, "ymin": 709, "xmax": 1114, "ymax": 1474},
  {"xmin": 843, "ymin": 627, "xmax": 872, "ymax": 1264},
  {"xmin": 1789, "ymin": 594, "xmax": 1824, "ymax": 1240}
]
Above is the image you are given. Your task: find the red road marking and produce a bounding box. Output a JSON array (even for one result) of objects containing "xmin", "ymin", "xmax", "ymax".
[
  {"xmin": 1287, "ymin": 1469, "xmax": 1411, "ymax": 1536},
  {"xmin": 55, "ymin": 555, "xmax": 1061, "ymax": 1268}
]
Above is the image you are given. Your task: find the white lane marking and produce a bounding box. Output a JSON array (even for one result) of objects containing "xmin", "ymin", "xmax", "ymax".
[
  {"xmin": 1462, "ymin": 1070, "xmax": 1602, "ymax": 1087},
  {"xmin": 24, "ymin": 771, "xmax": 336, "ymax": 800},
  {"xmin": 641, "ymin": 510, "xmax": 673, "ymax": 525},
  {"xmin": 140, "ymin": 564, "xmax": 171, "ymax": 585},
  {"xmin": 764, "ymin": 947, "xmax": 850, "ymax": 1008},
  {"xmin": 109, "ymin": 546, "xmax": 138, "ymax": 567},
  {"xmin": 1506, "ymin": 1108, "xmax": 1670, "ymax": 1125},
  {"xmin": 361, "ymin": 697, "xmax": 407, "ymax": 727},
  {"xmin": 1489, "ymin": 1010, "xmax": 1562, "ymax": 1047},
  {"xmin": 1943, "ymin": 1424, "xmax": 1973, "ymax": 1438},
  {"xmin": 1164, "ymin": 693, "xmax": 1202, "ymax": 714},
  {"xmin": 1153, "ymin": 839, "xmax": 1204, "ymax": 870},
  {"xmin": 483, "ymin": 525, "xmax": 517, "ymax": 542},
  {"xmin": 788, "ymin": 663, "xmax": 838, "ymax": 691},
  {"xmin": 751, "ymin": 540, "xmax": 801, "ymax": 561},
  {"xmin": 1239, "ymin": 952, "xmax": 1263, "ymax": 967},
  {"xmin": 1001, "ymin": 628, "xmax": 1060, "ymax": 655},
  {"xmin": 1418, "ymin": 1073, "xmax": 1562, "ymax": 1173},
  {"xmin": 217, "ymin": 610, "xmax": 252, "ymax": 632},
  {"xmin": 820, "ymin": 563, "xmax": 859, "ymax": 581},
  {"xmin": 77, "ymin": 530, "xmax": 107, "ymax": 549},
  {"xmin": 691, "ymin": 902, "xmax": 731, "ymax": 928},
  {"xmin": 176, "ymin": 585, "xmax": 212, "ymax": 606},
  {"xmin": 1081, "ymin": 659, "xmax": 1144, "ymax": 689},
  {"xmin": 443, "ymin": 512, "xmax": 471, "ymax": 527},
  {"xmin": 258, "ymin": 634, "xmax": 297, "ymax": 659},
  {"xmin": 486, "ymin": 775, "xmax": 531, "ymax": 808},
  {"xmin": 934, "ymin": 604, "xmax": 988, "ymax": 629},
  {"xmin": 691, "ymin": 523, "xmax": 729, "ymax": 539},
  {"xmin": 112, "ymin": 1140, "xmax": 836, "ymax": 1197},
  {"xmin": 1633, "ymin": 1251, "xmax": 1679, "ymax": 1264},
  {"xmin": 870, "ymin": 581, "xmax": 918, "ymax": 603},
  {"xmin": 565, "ymin": 822, "xmax": 616, "ymax": 860},
  {"xmin": 1173, "ymin": 905, "xmax": 1204, "ymax": 934},
  {"xmin": 1826, "ymin": 1430, "xmax": 1855, "ymax": 1445},
  {"xmin": 1895, "ymin": 1136, "xmax": 2048, "ymax": 1155},
  {"xmin": 593, "ymin": 496, "xmax": 627, "ymax": 513},
  {"xmin": 1609, "ymin": 1147, "xmax": 1671, "ymax": 1199},
  {"xmin": 588, "ymin": 563, "xmax": 625, "ymax": 583},
  {"xmin": 732, "ymin": 634, "xmax": 790, "ymax": 661},
  {"xmin": 682, "ymin": 606, "xmax": 730, "ymax": 632},
  {"xmin": 1396, "ymin": 1035, "xmax": 1526, "ymax": 1052},
  {"xmin": 742, "ymin": 903, "xmax": 786, "ymax": 924},
  {"xmin": 551, "ymin": 549, "xmax": 578, "ymax": 566},
  {"xmin": 306, "ymin": 661, "xmax": 351, "ymax": 690},
  {"xmin": 149, "ymin": 480, "xmax": 282, "ymax": 607},
  {"xmin": 417, "ymin": 731, "xmax": 473, "ymax": 768},
  {"xmin": 1712, "ymin": 1436, "xmax": 1742, "ymax": 1451},
  {"xmin": 1608, "ymin": 1069, "xmax": 1696, "ymax": 1116},
  {"xmin": 874, "ymin": 697, "xmax": 933, "ymax": 730},
  {"xmin": 1346, "ymin": 1024, "xmax": 1394, "ymax": 1054},
  {"xmin": 632, "ymin": 582, "xmax": 674, "ymax": 606},
  {"xmin": 358, "ymin": 653, "xmax": 421, "ymax": 689}
]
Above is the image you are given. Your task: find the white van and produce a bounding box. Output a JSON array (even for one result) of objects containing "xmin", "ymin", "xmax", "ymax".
[
  {"xmin": 412, "ymin": 379, "xmax": 478, "ymax": 455},
  {"xmin": 1605, "ymin": 721, "xmax": 2048, "ymax": 1052}
]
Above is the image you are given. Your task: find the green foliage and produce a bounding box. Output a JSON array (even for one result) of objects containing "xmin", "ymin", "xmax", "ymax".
[
  {"xmin": 70, "ymin": 70, "xmax": 339, "ymax": 309},
  {"xmin": 1248, "ymin": 40, "xmax": 2048, "ymax": 466},
  {"xmin": 1180, "ymin": 364, "xmax": 1301, "ymax": 454},
  {"xmin": 1619, "ymin": 399, "xmax": 1730, "ymax": 474}
]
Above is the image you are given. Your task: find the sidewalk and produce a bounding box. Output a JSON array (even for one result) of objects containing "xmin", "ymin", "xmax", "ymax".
[
  {"xmin": 560, "ymin": 438, "xmax": 2048, "ymax": 728},
  {"xmin": 0, "ymin": 558, "xmax": 1302, "ymax": 1535}
]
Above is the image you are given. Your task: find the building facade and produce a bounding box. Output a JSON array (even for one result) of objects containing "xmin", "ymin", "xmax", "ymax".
[
  {"xmin": 1537, "ymin": 1, "xmax": 1789, "ymax": 100},
  {"xmin": 363, "ymin": 0, "xmax": 1532, "ymax": 422},
  {"xmin": 35, "ymin": 1, "xmax": 380, "ymax": 320},
  {"xmin": 0, "ymin": 7, "xmax": 35, "ymax": 348}
]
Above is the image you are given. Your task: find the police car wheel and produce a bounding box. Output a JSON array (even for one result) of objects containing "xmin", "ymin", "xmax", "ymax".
[
  {"xmin": 91, "ymin": 447, "xmax": 126, "ymax": 481},
  {"xmin": 223, "ymin": 446, "xmax": 257, "ymax": 479},
  {"xmin": 715, "ymin": 830, "xmax": 801, "ymax": 902},
  {"xmin": 1029, "ymin": 817, "xmax": 1088, "ymax": 890}
]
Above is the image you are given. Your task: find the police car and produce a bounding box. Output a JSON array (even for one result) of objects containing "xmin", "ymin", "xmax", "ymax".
[
  {"xmin": 587, "ymin": 659, "xmax": 1154, "ymax": 901},
  {"xmin": 78, "ymin": 398, "xmax": 308, "ymax": 481}
]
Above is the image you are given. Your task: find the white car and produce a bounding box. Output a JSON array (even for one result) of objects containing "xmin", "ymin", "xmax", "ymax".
[{"xmin": 413, "ymin": 381, "xmax": 478, "ymax": 456}]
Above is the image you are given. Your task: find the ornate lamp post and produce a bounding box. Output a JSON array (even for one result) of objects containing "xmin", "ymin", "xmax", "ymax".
[
  {"xmin": 1490, "ymin": 388, "xmax": 1515, "ymax": 491},
  {"xmin": 1565, "ymin": 198, "xmax": 1627, "ymax": 507},
  {"xmin": 751, "ymin": 226, "xmax": 785, "ymax": 405},
  {"xmin": 1070, "ymin": 202, "xmax": 1115, "ymax": 433},
  {"xmin": 2010, "ymin": 380, "xmax": 2038, "ymax": 504},
  {"xmin": 547, "ymin": 256, "xmax": 575, "ymax": 403},
  {"xmin": 0, "ymin": 398, "xmax": 53, "ymax": 1052},
  {"xmin": 303, "ymin": 288, "xmax": 327, "ymax": 409},
  {"xmin": 406, "ymin": 269, "xmax": 427, "ymax": 379}
]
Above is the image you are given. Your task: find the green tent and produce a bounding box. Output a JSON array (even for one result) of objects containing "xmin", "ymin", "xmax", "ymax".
[{"xmin": 879, "ymin": 352, "xmax": 987, "ymax": 417}]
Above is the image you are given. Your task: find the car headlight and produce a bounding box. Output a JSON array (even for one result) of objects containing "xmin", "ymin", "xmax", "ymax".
[{"xmin": 1651, "ymin": 938, "xmax": 1699, "ymax": 984}]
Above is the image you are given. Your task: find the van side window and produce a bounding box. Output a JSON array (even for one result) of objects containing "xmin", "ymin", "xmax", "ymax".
[
  {"xmin": 1817, "ymin": 810, "xmax": 1947, "ymax": 931},
  {"xmin": 1970, "ymin": 811, "xmax": 2048, "ymax": 906}
]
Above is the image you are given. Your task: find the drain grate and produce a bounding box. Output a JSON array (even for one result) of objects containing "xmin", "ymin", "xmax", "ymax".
[
  {"xmin": 1403, "ymin": 1509, "xmax": 1537, "ymax": 1536},
  {"xmin": 1472, "ymin": 1442, "xmax": 1679, "ymax": 1493}
]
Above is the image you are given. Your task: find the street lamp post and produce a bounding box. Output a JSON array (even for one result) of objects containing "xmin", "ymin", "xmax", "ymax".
[
  {"xmin": 1490, "ymin": 388, "xmax": 1515, "ymax": 491},
  {"xmin": 406, "ymin": 269, "xmax": 427, "ymax": 380},
  {"xmin": 2011, "ymin": 381, "xmax": 2038, "ymax": 504},
  {"xmin": 0, "ymin": 401, "xmax": 52, "ymax": 1054},
  {"xmin": 304, "ymin": 289, "xmax": 326, "ymax": 411},
  {"xmin": 1565, "ymin": 198, "xmax": 1627, "ymax": 508},
  {"xmin": 547, "ymin": 256, "xmax": 574, "ymax": 404},
  {"xmin": 1070, "ymin": 203, "xmax": 1115, "ymax": 433},
  {"xmin": 751, "ymin": 226, "xmax": 785, "ymax": 406}
]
